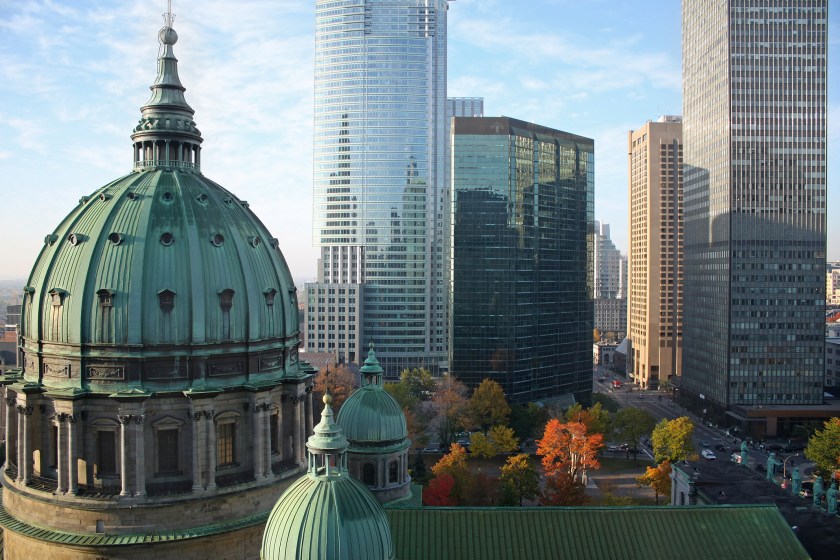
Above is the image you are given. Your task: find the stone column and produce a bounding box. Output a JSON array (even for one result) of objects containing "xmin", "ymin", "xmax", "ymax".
[
  {"xmin": 305, "ymin": 388, "xmax": 314, "ymax": 438},
  {"xmin": 118, "ymin": 415, "xmax": 131, "ymax": 496},
  {"xmin": 191, "ymin": 411, "xmax": 203, "ymax": 491},
  {"xmin": 134, "ymin": 415, "xmax": 146, "ymax": 497},
  {"xmin": 56, "ymin": 414, "xmax": 67, "ymax": 493},
  {"xmin": 263, "ymin": 406, "xmax": 273, "ymax": 477},
  {"xmin": 206, "ymin": 411, "xmax": 217, "ymax": 491},
  {"xmin": 18, "ymin": 405, "xmax": 33, "ymax": 484},
  {"xmin": 15, "ymin": 406, "xmax": 24, "ymax": 482},
  {"xmin": 252, "ymin": 403, "xmax": 265, "ymax": 479},
  {"xmin": 292, "ymin": 397, "xmax": 303, "ymax": 464},
  {"xmin": 5, "ymin": 396, "xmax": 16, "ymax": 470},
  {"xmin": 67, "ymin": 414, "xmax": 79, "ymax": 495}
]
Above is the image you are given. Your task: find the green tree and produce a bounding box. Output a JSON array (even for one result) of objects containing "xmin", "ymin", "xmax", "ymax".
[
  {"xmin": 592, "ymin": 392, "xmax": 621, "ymax": 413},
  {"xmin": 500, "ymin": 453, "xmax": 540, "ymax": 506},
  {"xmin": 467, "ymin": 379, "xmax": 511, "ymax": 432},
  {"xmin": 469, "ymin": 432, "xmax": 496, "ymax": 459},
  {"xmin": 565, "ymin": 402, "xmax": 611, "ymax": 436},
  {"xmin": 401, "ymin": 367, "xmax": 436, "ymax": 401},
  {"xmin": 612, "ymin": 407, "xmax": 657, "ymax": 460},
  {"xmin": 636, "ymin": 460, "xmax": 672, "ymax": 505},
  {"xmin": 651, "ymin": 417, "xmax": 695, "ymax": 463},
  {"xmin": 384, "ymin": 382, "xmax": 417, "ymax": 411},
  {"xmin": 804, "ymin": 417, "xmax": 840, "ymax": 479},
  {"xmin": 509, "ymin": 402, "xmax": 549, "ymax": 441},
  {"xmin": 488, "ymin": 425, "xmax": 519, "ymax": 455}
]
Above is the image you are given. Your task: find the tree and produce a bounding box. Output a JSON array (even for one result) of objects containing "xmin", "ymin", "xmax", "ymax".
[
  {"xmin": 432, "ymin": 443, "xmax": 470, "ymax": 504},
  {"xmin": 463, "ymin": 470, "xmax": 501, "ymax": 506},
  {"xmin": 469, "ymin": 432, "xmax": 496, "ymax": 459},
  {"xmin": 509, "ymin": 402, "xmax": 549, "ymax": 441},
  {"xmin": 537, "ymin": 419, "xmax": 604, "ymax": 484},
  {"xmin": 500, "ymin": 453, "xmax": 540, "ymax": 506},
  {"xmin": 804, "ymin": 417, "xmax": 840, "ymax": 479},
  {"xmin": 411, "ymin": 453, "xmax": 428, "ymax": 485},
  {"xmin": 565, "ymin": 403, "xmax": 610, "ymax": 436},
  {"xmin": 467, "ymin": 379, "xmax": 511, "ymax": 432},
  {"xmin": 651, "ymin": 417, "xmax": 695, "ymax": 463},
  {"xmin": 423, "ymin": 473, "xmax": 456, "ymax": 506},
  {"xmin": 488, "ymin": 425, "xmax": 519, "ymax": 455},
  {"xmin": 593, "ymin": 328, "xmax": 601, "ymax": 342},
  {"xmin": 403, "ymin": 406, "xmax": 428, "ymax": 450},
  {"xmin": 384, "ymin": 382, "xmax": 417, "ymax": 411},
  {"xmin": 540, "ymin": 471, "xmax": 589, "ymax": 506},
  {"xmin": 385, "ymin": 367, "xmax": 435, "ymax": 411},
  {"xmin": 469, "ymin": 426, "xmax": 519, "ymax": 459},
  {"xmin": 636, "ymin": 460, "xmax": 672, "ymax": 505},
  {"xmin": 313, "ymin": 364, "xmax": 356, "ymax": 412},
  {"xmin": 592, "ymin": 393, "xmax": 621, "ymax": 413},
  {"xmin": 431, "ymin": 374, "xmax": 469, "ymax": 448},
  {"xmin": 612, "ymin": 408, "xmax": 657, "ymax": 460}
]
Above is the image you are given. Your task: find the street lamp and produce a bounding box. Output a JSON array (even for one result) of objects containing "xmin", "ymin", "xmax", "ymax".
[{"xmin": 781, "ymin": 453, "xmax": 799, "ymax": 488}]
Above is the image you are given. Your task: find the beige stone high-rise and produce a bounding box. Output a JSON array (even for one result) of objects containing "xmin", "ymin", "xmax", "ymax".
[{"xmin": 627, "ymin": 117, "xmax": 683, "ymax": 390}]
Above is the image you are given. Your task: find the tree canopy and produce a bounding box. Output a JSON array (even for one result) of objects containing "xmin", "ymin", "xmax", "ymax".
[
  {"xmin": 431, "ymin": 374, "xmax": 469, "ymax": 447},
  {"xmin": 636, "ymin": 460, "xmax": 672, "ymax": 505},
  {"xmin": 431, "ymin": 443, "xmax": 470, "ymax": 505},
  {"xmin": 804, "ymin": 417, "xmax": 840, "ymax": 479},
  {"xmin": 313, "ymin": 364, "xmax": 356, "ymax": 412},
  {"xmin": 500, "ymin": 453, "xmax": 540, "ymax": 506},
  {"xmin": 467, "ymin": 379, "xmax": 511, "ymax": 432},
  {"xmin": 651, "ymin": 417, "xmax": 695, "ymax": 463},
  {"xmin": 537, "ymin": 419, "xmax": 603, "ymax": 483},
  {"xmin": 565, "ymin": 402, "xmax": 610, "ymax": 436},
  {"xmin": 612, "ymin": 407, "xmax": 657, "ymax": 460}
]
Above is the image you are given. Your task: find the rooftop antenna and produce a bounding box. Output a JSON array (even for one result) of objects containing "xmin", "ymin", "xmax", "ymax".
[{"xmin": 164, "ymin": 0, "xmax": 175, "ymax": 28}]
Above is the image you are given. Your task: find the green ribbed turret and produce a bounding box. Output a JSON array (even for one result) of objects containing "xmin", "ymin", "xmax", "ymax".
[{"xmin": 261, "ymin": 394, "xmax": 395, "ymax": 560}]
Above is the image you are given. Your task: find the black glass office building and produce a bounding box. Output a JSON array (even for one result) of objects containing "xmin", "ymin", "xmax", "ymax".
[
  {"xmin": 681, "ymin": 0, "xmax": 827, "ymax": 413},
  {"xmin": 449, "ymin": 117, "xmax": 594, "ymax": 405}
]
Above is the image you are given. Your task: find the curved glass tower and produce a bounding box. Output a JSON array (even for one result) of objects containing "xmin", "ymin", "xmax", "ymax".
[{"xmin": 309, "ymin": 0, "xmax": 448, "ymax": 373}]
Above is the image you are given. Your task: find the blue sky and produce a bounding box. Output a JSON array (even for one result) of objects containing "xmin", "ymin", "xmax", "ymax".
[{"xmin": 0, "ymin": 0, "xmax": 837, "ymax": 283}]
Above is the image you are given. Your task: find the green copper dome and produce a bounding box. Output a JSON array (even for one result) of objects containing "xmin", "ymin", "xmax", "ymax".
[
  {"xmin": 261, "ymin": 395, "xmax": 395, "ymax": 560},
  {"xmin": 17, "ymin": 15, "xmax": 302, "ymax": 393},
  {"xmin": 337, "ymin": 345, "xmax": 408, "ymax": 446}
]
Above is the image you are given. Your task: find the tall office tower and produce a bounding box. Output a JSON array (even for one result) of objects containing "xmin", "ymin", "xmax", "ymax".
[
  {"xmin": 682, "ymin": 1, "xmax": 827, "ymax": 427},
  {"xmin": 309, "ymin": 0, "xmax": 450, "ymax": 373},
  {"xmin": 592, "ymin": 221, "xmax": 627, "ymax": 338},
  {"xmin": 627, "ymin": 117, "xmax": 684, "ymax": 390},
  {"xmin": 450, "ymin": 117, "xmax": 594, "ymax": 405}
]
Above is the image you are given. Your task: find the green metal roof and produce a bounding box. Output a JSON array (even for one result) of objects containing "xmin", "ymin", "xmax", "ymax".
[
  {"xmin": 337, "ymin": 345, "xmax": 407, "ymax": 445},
  {"xmin": 386, "ymin": 506, "xmax": 810, "ymax": 560}
]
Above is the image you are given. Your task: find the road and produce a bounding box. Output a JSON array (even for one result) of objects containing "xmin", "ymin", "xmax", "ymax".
[{"xmin": 591, "ymin": 365, "xmax": 814, "ymax": 481}]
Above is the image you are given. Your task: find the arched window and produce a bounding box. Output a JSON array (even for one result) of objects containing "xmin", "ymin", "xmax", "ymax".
[
  {"xmin": 362, "ymin": 463, "xmax": 375, "ymax": 486},
  {"xmin": 388, "ymin": 460, "xmax": 398, "ymax": 484}
]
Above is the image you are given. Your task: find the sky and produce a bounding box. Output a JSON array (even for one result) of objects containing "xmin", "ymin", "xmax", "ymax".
[{"xmin": 0, "ymin": 0, "xmax": 837, "ymax": 285}]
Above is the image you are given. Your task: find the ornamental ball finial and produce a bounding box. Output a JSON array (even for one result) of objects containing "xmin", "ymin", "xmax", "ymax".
[{"xmin": 159, "ymin": 26, "xmax": 178, "ymax": 45}]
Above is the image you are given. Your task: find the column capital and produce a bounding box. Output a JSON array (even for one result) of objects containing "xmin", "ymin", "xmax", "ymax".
[
  {"xmin": 133, "ymin": 414, "xmax": 147, "ymax": 424},
  {"xmin": 118, "ymin": 414, "xmax": 132, "ymax": 425},
  {"xmin": 16, "ymin": 405, "xmax": 33, "ymax": 416}
]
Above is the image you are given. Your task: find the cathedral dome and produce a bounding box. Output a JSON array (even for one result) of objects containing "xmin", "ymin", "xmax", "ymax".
[
  {"xmin": 337, "ymin": 345, "xmax": 408, "ymax": 445},
  {"xmin": 18, "ymin": 13, "xmax": 301, "ymax": 392},
  {"xmin": 262, "ymin": 395, "xmax": 395, "ymax": 560}
]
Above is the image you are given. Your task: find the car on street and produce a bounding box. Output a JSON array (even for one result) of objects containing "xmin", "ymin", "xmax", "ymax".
[
  {"xmin": 799, "ymin": 481, "xmax": 814, "ymax": 498},
  {"xmin": 612, "ymin": 380, "xmax": 623, "ymax": 389},
  {"xmin": 701, "ymin": 449, "xmax": 717, "ymax": 461},
  {"xmin": 597, "ymin": 377, "xmax": 606, "ymax": 383}
]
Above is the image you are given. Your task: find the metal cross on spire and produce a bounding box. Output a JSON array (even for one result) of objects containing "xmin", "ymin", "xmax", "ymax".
[{"xmin": 163, "ymin": 0, "xmax": 175, "ymax": 28}]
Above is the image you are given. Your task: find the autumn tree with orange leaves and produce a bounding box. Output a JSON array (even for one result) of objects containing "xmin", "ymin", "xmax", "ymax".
[
  {"xmin": 537, "ymin": 419, "xmax": 604, "ymax": 484},
  {"xmin": 313, "ymin": 364, "xmax": 357, "ymax": 412}
]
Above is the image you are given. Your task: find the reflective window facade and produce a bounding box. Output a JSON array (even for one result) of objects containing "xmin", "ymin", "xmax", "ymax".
[
  {"xmin": 449, "ymin": 117, "xmax": 594, "ymax": 405},
  {"xmin": 682, "ymin": 0, "xmax": 827, "ymax": 407},
  {"xmin": 313, "ymin": 0, "xmax": 449, "ymax": 372}
]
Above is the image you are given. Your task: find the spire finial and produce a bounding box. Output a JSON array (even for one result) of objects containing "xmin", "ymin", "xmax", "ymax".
[
  {"xmin": 159, "ymin": 0, "xmax": 178, "ymax": 46},
  {"xmin": 164, "ymin": 0, "xmax": 175, "ymax": 29}
]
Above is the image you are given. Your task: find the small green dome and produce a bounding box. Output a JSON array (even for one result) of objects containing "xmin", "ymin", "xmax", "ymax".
[
  {"xmin": 337, "ymin": 345, "xmax": 408, "ymax": 445},
  {"xmin": 262, "ymin": 390, "xmax": 394, "ymax": 560},
  {"xmin": 261, "ymin": 474, "xmax": 395, "ymax": 560}
]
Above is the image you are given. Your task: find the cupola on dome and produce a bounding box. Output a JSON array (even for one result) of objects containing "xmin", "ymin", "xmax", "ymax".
[{"xmin": 18, "ymin": 11, "xmax": 303, "ymax": 393}]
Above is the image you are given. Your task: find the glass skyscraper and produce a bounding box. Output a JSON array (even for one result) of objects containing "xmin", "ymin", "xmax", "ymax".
[
  {"xmin": 449, "ymin": 117, "xmax": 594, "ymax": 405},
  {"xmin": 681, "ymin": 1, "xmax": 827, "ymax": 421},
  {"xmin": 309, "ymin": 0, "xmax": 449, "ymax": 372}
]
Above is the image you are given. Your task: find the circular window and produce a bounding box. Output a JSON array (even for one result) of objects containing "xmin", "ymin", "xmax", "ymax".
[
  {"xmin": 99, "ymin": 193, "xmax": 111, "ymax": 202},
  {"xmin": 160, "ymin": 232, "xmax": 174, "ymax": 246},
  {"xmin": 68, "ymin": 233, "xmax": 80, "ymax": 246},
  {"xmin": 250, "ymin": 236, "xmax": 260, "ymax": 248},
  {"xmin": 211, "ymin": 234, "xmax": 225, "ymax": 247},
  {"xmin": 162, "ymin": 191, "xmax": 174, "ymax": 202},
  {"xmin": 197, "ymin": 193, "xmax": 208, "ymax": 203},
  {"xmin": 127, "ymin": 191, "xmax": 138, "ymax": 200},
  {"xmin": 108, "ymin": 232, "xmax": 123, "ymax": 245}
]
